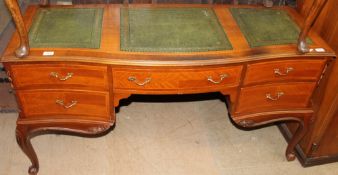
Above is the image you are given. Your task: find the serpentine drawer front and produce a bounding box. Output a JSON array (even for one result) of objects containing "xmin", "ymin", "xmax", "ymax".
[
  {"xmin": 113, "ymin": 66, "xmax": 243, "ymax": 91},
  {"xmin": 17, "ymin": 90, "xmax": 110, "ymax": 120},
  {"xmin": 10, "ymin": 64, "xmax": 109, "ymax": 90},
  {"xmin": 236, "ymin": 83, "xmax": 316, "ymax": 113},
  {"xmin": 243, "ymin": 59, "xmax": 326, "ymax": 85}
]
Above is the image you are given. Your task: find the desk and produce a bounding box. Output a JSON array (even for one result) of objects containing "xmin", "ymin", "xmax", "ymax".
[{"xmin": 1, "ymin": 2, "xmax": 335, "ymax": 175}]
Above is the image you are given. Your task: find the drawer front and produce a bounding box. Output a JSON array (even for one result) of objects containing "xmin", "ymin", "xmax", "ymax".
[
  {"xmin": 244, "ymin": 59, "xmax": 326, "ymax": 85},
  {"xmin": 236, "ymin": 83, "xmax": 316, "ymax": 113},
  {"xmin": 10, "ymin": 64, "xmax": 108, "ymax": 90},
  {"xmin": 17, "ymin": 90, "xmax": 110, "ymax": 120},
  {"xmin": 113, "ymin": 66, "xmax": 243, "ymax": 90}
]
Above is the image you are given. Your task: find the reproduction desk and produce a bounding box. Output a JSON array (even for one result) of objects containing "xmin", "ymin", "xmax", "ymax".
[{"xmin": 2, "ymin": 1, "xmax": 335, "ymax": 175}]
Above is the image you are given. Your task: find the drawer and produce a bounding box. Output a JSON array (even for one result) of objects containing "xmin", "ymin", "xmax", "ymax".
[
  {"xmin": 113, "ymin": 66, "xmax": 243, "ymax": 90},
  {"xmin": 10, "ymin": 64, "xmax": 108, "ymax": 90},
  {"xmin": 236, "ymin": 83, "xmax": 316, "ymax": 113},
  {"xmin": 244, "ymin": 59, "xmax": 326, "ymax": 85},
  {"xmin": 17, "ymin": 90, "xmax": 110, "ymax": 120}
]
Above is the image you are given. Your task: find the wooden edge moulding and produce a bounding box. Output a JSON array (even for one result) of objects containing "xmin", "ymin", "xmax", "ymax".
[{"xmin": 3, "ymin": 0, "xmax": 329, "ymax": 58}]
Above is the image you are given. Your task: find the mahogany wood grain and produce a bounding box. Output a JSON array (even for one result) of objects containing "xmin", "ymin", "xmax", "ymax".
[
  {"xmin": 3, "ymin": 1, "xmax": 331, "ymax": 57},
  {"xmin": 1, "ymin": 4, "xmax": 335, "ymax": 64},
  {"xmin": 4, "ymin": 0, "xmax": 29, "ymax": 57},
  {"xmin": 310, "ymin": 59, "xmax": 338, "ymax": 157},
  {"xmin": 232, "ymin": 109, "xmax": 313, "ymax": 161},
  {"xmin": 17, "ymin": 90, "xmax": 111, "ymax": 120},
  {"xmin": 0, "ymin": 3, "xmax": 336, "ymax": 174},
  {"xmin": 299, "ymin": 0, "xmax": 338, "ymax": 54},
  {"xmin": 113, "ymin": 86, "xmax": 239, "ymax": 104},
  {"xmin": 16, "ymin": 121, "xmax": 112, "ymax": 175},
  {"xmin": 312, "ymin": 107, "xmax": 338, "ymax": 157},
  {"xmin": 284, "ymin": 58, "xmax": 338, "ymax": 166},
  {"xmin": 243, "ymin": 59, "xmax": 326, "ymax": 86},
  {"xmin": 236, "ymin": 83, "xmax": 316, "ymax": 113},
  {"xmin": 272, "ymin": 0, "xmax": 338, "ymax": 166},
  {"xmin": 297, "ymin": 0, "xmax": 329, "ymax": 53},
  {"xmin": 10, "ymin": 63, "xmax": 109, "ymax": 90},
  {"xmin": 214, "ymin": 7, "xmax": 250, "ymax": 50},
  {"xmin": 15, "ymin": 126, "xmax": 39, "ymax": 175},
  {"xmin": 113, "ymin": 66, "xmax": 243, "ymax": 90}
]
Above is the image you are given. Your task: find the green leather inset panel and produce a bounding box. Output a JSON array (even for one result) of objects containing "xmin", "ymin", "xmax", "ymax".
[
  {"xmin": 120, "ymin": 8, "xmax": 232, "ymax": 52},
  {"xmin": 29, "ymin": 8, "xmax": 103, "ymax": 48},
  {"xmin": 230, "ymin": 8, "xmax": 311, "ymax": 48}
]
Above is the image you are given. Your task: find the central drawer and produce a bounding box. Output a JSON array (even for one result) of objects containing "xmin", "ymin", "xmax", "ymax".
[
  {"xmin": 113, "ymin": 66, "xmax": 243, "ymax": 90},
  {"xmin": 17, "ymin": 90, "xmax": 110, "ymax": 120},
  {"xmin": 10, "ymin": 64, "xmax": 108, "ymax": 90}
]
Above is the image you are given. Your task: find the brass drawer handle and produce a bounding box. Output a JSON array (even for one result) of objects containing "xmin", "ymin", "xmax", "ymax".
[
  {"xmin": 56, "ymin": 99, "xmax": 78, "ymax": 109},
  {"xmin": 207, "ymin": 74, "xmax": 228, "ymax": 84},
  {"xmin": 50, "ymin": 72, "xmax": 74, "ymax": 81},
  {"xmin": 274, "ymin": 67, "xmax": 294, "ymax": 76},
  {"xmin": 128, "ymin": 76, "xmax": 152, "ymax": 86},
  {"xmin": 266, "ymin": 92, "xmax": 284, "ymax": 101}
]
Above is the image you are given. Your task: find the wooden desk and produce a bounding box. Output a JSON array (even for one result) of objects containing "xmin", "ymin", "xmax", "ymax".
[{"xmin": 1, "ymin": 1, "xmax": 335, "ymax": 175}]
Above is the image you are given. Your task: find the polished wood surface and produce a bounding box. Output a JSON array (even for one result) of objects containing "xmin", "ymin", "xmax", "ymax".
[
  {"xmin": 279, "ymin": 58, "xmax": 338, "ymax": 166},
  {"xmin": 311, "ymin": 59, "xmax": 338, "ymax": 157},
  {"xmin": 3, "ymin": 0, "xmax": 330, "ymax": 56},
  {"xmin": 4, "ymin": 0, "xmax": 29, "ymax": 57},
  {"xmin": 113, "ymin": 66, "xmax": 242, "ymax": 90},
  {"xmin": 1, "ymin": 3, "xmax": 336, "ymax": 175},
  {"xmin": 1, "ymin": 4, "xmax": 335, "ymax": 64},
  {"xmin": 10, "ymin": 64, "xmax": 109, "ymax": 90},
  {"xmin": 298, "ymin": 0, "xmax": 338, "ymax": 53},
  {"xmin": 297, "ymin": 0, "xmax": 328, "ymax": 53},
  {"xmin": 314, "ymin": 105, "xmax": 338, "ymax": 157},
  {"xmin": 17, "ymin": 90, "xmax": 111, "ymax": 120},
  {"xmin": 243, "ymin": 59, "xmax": 326, "ymax": 85},
  {"xmin": 236, "ymin": 83, "xmax": 316, "ymax": 114},
  {"xmin": 274, "ymin": 0, "xmax": 338, "ymax": 166}
]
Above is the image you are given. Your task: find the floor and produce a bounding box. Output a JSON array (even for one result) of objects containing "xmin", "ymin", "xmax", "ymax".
[{"xmin": 0, "ymin": 96, "xmax": 337, "ymax": 175}]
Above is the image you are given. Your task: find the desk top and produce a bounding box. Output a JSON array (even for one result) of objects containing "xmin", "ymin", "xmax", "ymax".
[{"xmin": 2, "ymin": 4, "xmax": 335, "ymax": 66}]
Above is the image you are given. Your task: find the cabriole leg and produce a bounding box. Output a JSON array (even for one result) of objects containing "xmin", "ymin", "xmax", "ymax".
[
  {"xmin": 14, "ymin": 122, "xmax": 112, "ymax": 175},
  {"xmin": 285, "ymin": 116, "xmax": 310, "ymax": 161},
  {"xmin": 16, "ymin": 126, "xmax": 39, "ymax": 175},
  {"xmin": 234, "ymin": 111, "xmax": 313, "ymax": 161}
]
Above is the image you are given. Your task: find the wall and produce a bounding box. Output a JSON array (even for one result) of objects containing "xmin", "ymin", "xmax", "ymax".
[
  {"xmin": 0, "ymin": 1, "xmax": 24, "ymax": 112},
  {"xmin": 0, "ymin": 0, "xmax": 25, "ymax": 55},
  {"xmin": 0, "ymin": 0, "xmax": 11, "ymax": 61},
  {"xmin": 0, "ymin": 1, "xmax": 11, "ymax": 34},
  {"xmin": 0, "ymin": 0, "xmax": 25, "ymax": 35}
]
